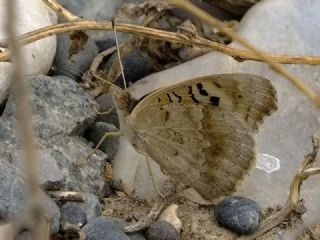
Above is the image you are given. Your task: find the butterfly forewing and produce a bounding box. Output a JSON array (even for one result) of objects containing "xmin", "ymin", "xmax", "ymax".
[{"xmin": 132, "ymin": 74, "xmax": 277, "ymax": 132}]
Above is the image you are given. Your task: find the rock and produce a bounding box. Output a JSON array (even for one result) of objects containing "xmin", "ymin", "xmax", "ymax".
[
  {"xmin": 112, "ymin": 137, "xmax": 168, "ymax": 199},
  {"xmin": 0, "ymin": 0, "xmax": 57, "ymax": 103},
  {"xmin": 51, "ymin": 136, "xmax": 108, "ymax": 196},
  {"xmin": 0, "ymin": 75, "xmax": 108, "ymax": 196},
  {"xmin": 83, "ymin": 216, "xmax": 145, "ymax": 240},
  {"xmin": 0, "ymin": 157, "xmax": 60, "ymax": 234},
  {"xmin": 60, "ymin": 202, "xmax": 87, "ymax": 227},
  {"xmin": 214, "ymin": 196, "xmax": 262, "ymax": 234},
  {"xmin": 146, "ymin": 204, "xmax": 181, "ymax": 240},
  {"xmin": 51, "ymin": 34, "xmax": 99, "ymax": 81},
  {"xmin": 0, "ymin": 223, "xmax": 13, "ymax": 240},
  {"xmin": 58, "ymin": 0, "xmax": 127, "ymax": 42},
  {"xmin": 10, "ymin": 149, "xmax": 64, "ymax": 190},
  {"xmin": 78, "ymin": 193, "xmax": 102, "ymax": 221},
  {"xmin": 3, "ymin": 75, "xmax": 98, "ymax": 139},
  {"xmin": 106, "ymin": 49, "xmax": 157, "ymax": 86},
  {"xmin": 61, "ymin": 193, "xmax": 102, "ymax": 223},
  {"xmin": 95, "ymin": 93, "xmax": 119, "ymax": 128},
  {"xmin": 145, "ymin": 221, "xmax": 180, "ymax": 240},
  {"xmin": 85, "ymin": 122, "xmax": 119, "ymax": 161},
  {"xmin": 158, "ymin": 205, "xmax": 182, "ymax": 233}
]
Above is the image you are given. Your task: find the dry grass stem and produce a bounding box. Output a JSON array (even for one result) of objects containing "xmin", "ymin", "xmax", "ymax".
[
  {"xmin": 6, "ymin": 0, "xmax": 45, "ymax": 239},
  {"xmin": 82, "ymin": 46, "xmax": 118, "ymax": 83},
  {"xmin": 124, "ymin": 180, "xmax": 176, "ymax": 233},
  {"xmin": 46, "ymin": 191, "xmax": 87, "ymax": 202},
  {"xmin": 1, "ymin": 21, "xmax": 320, "ymax": 66},
  {"xmin": 42, "ymin": 0, "xmax": 79, "ymax": 21},
  {"xmin": 240, "ymin": 136, "xmax": 320, "ymax": 240},
  {"xmin": 170, "ymin": 0, "xmax": 320, "ymax": 107}
]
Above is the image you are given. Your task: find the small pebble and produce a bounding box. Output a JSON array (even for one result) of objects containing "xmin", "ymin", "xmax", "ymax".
[
  {"xmin": 83, "ymin": 216, "xmax": 145, "ymax": 240},
  {"xmin": 60, "ymin": 202, "xmax": 87, "ymax": 228},
  {"xmin": 145, "ymin": 220, "xmax": 180, "ymax": 240},
  {"xmin": 95, "ymin": 93, "xmax": 119, "ymax": 128},
  {"xmin": 106, "ymin": 49, "xmax": 157, "ymax": 86},
  {"xmin": 78, "ymin": 193, "xmax": 102, "ymax": 222},
  {"xmin": 214, "ymin": 196, "xmax": 262, "ymax": 235},
  {"xmin": 85, "ymin": 122, "xmax": 119, "ymax": 161}
]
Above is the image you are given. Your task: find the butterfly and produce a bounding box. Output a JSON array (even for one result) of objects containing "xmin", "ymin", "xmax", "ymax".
[{"xmin": 110, "ymin": 73, "xmax": 277, "ymax": 200}]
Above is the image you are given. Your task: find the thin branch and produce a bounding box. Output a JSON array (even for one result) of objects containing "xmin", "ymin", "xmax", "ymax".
[
  {"xmin": 46, "ymin": 191, "xmax": 86, "ymax": 202},
  {"xmin": 1, "ymin": 21, "xmax": 320, "ymax": 67},
  {"xmin": 124, "ymin": 180, "xmax": 176, "ymax": 233},
  {"xmin": 6, "ymin": 0, "xmax": 45, "ymax": 239},
  {"xmin": 42, "ymin": 0, "xmax": 79, "ymax": 21}
]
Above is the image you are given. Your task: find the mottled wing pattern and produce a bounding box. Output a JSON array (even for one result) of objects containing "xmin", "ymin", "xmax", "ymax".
[
  {"xmin": 131, "ymin": 74, "xmax": 277, "ymax": 132},
  {"xmin": 131, "ymin": 104, "xmax": 255, "ymax": 199},
  {"xmin": 127, "ymin": 74, "xmax": 277, "ymax": 199}
]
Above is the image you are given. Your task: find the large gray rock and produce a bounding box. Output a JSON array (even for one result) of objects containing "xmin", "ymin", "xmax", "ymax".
[
  {"xmin": 0, "ymin": 157, "xmax": 60, "ymax": 234},
  {"xmin": 113, "ymin": 1, "xmax": 320, "ymax": 238},
  {"xmin": 0, "ymin": 75, "xmax": 108, "ymax": 196}
]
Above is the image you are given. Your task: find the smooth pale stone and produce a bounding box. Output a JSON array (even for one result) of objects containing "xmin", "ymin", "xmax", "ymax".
[
  {"xmin": 0, "ymin": 0, "xmax": 57, "ymax": 103},
  {"xmin": 112, "ymin": 137, "xmax": 168, "ymax": 199}
]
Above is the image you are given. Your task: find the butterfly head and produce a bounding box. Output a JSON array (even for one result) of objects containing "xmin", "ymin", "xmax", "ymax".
[{"xmin": 110, "ymin": 85, "xmax": 139, "ymax": 115}]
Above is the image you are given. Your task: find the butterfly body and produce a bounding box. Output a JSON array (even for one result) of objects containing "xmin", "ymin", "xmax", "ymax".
[{"xmin": 111, "ymin": 74, "xmax": 277, "ymax": 200}]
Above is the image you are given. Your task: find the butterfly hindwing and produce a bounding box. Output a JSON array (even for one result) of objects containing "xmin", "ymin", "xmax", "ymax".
[{"xmin": 130, "ymin": 103, "xmax": 255, "ymax": 199}]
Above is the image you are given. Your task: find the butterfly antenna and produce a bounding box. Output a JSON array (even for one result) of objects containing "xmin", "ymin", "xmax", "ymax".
[
  {"xmin": 112, "ymin": 20, "xmax": 127, "ymax": 91},
  {"xmin": 91, "ymin": 71, "xmax": 127, "ymax": 96}
]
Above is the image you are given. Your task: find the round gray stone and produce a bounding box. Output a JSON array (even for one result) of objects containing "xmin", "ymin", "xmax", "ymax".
[
  {"xmin": 145, "ymin": 220, "xmax": 180, "ymax": 240},
  {"xmin": 214, "ymin": 196, "xmax": 262, "ymax": 235}
]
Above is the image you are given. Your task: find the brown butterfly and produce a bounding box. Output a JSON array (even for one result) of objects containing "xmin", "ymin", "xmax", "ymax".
[{"xmin": 111, "ymin": 73, "xmax": 277, "ymax": 200}]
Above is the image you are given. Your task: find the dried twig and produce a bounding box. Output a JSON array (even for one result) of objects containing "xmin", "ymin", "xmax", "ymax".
[
  {"xmin": 240, "ymin": 136, "xmax": 320, "ymax": 240},
  {"xmin": 124, "ymin": 180, "xmax": 176, "ymax": 233},
  {"xmin": 42, "ymin": 0, "xmax": 79, "ymax": 21},
  {"xmin": 46, "ymin": 191, "xmax": 86, "ymax": 202},
  {"xmin": 6, "ymin": 0, "xmax": 45, "ymax": 239},
  {"xmin": 169, "ymin": 0, "xmax": 320, "ymax": 107},
  {"xmin": 1, "ymin": 20, "xmax": 320, "ymax": 67},
  {"xmin": 82, "ymin": 46, "xmax": 118, "ymax": 83}
]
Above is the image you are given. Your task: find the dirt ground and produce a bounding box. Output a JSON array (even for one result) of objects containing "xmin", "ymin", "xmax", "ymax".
[{"xmin": 102, "ymin": 190, "xmax": 291, "ymax": 240}]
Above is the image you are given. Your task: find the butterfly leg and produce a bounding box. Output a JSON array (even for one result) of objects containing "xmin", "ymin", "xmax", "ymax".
[{"xmin": 77, "ymin": 131, "xmax": 123, "ymax": 166}]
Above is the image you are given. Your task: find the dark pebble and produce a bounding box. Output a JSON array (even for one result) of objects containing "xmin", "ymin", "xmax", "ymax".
[
  {"xmin": 106, "ymin": 49, "xmax": 157, "ymax": 87},
  {"xmin": 214, "ymin": 196, "xmax": 262, "ymax": 235},
  {"xmin": 145, "ymin": 220, "xmax": 180, "ymax": 240},
  {"xmin": 85, "ymin": 122, "xmax": 119, "ymax": 161},
  {"xmin": 83, "ymin": 216, "xmax": 145, "ymax": 240},
  {"xmin": 95, "ymin": 93, "xmax": 119, "ymax": 128},
  {"xmin": 60, "ymin": 202, "xmax": 87, "ymax": 228}
]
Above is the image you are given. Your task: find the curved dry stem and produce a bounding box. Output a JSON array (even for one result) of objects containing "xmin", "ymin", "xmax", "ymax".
[
  {"xmin": 42, "ymin": 0, "xmax": 79, "ymax": 21},
  {"xmin": 1, "ymin": 21, "xmax": 320, "ymax": 67}
]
